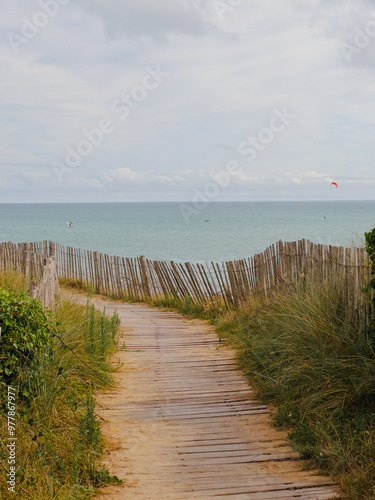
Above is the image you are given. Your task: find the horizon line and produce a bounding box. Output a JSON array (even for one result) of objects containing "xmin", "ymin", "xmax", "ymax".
[{"xmin": 0, "ymin": 199, "xmax": 374, "ymax": 205}]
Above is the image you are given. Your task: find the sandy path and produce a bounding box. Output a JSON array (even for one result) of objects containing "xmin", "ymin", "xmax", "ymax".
[{"xmin": 72, "ymin": 294, "xmax": 340, "ymax": 499}]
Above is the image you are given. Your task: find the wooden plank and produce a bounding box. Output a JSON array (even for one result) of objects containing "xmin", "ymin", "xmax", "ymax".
[
  {"xmin": 185, "ymin": 262, "xmax": 203, "ymax": 302},
  {"xmin": 212, "ymin": 262, "xmax": 229, "ymax": 307},
  {"xmin": 86, "ymin": 298, "xmax": 340, "ymax": 500},
  {"xmin": 122, "ymin": 258, "xmax": 130, "ymax": 298},
  {"xmin": 140, "ymin": 255, "xmax": 152, "ymax": 298}
]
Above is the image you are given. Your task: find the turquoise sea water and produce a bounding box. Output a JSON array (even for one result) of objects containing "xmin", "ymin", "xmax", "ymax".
[{"xmin": 0, "ymin": 201, "xmax": 374, "ymax": 262}]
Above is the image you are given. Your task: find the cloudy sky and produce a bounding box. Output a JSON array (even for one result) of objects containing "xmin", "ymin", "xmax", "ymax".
[{"xmin": 1, "ymin": 0, "xmax": 375, "ymax": 203}]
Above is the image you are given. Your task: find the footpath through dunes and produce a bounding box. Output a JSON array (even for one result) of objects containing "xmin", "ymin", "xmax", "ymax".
[{"xmin": 84, "ymin": 296, "xmax": 340, "ymax": 500}]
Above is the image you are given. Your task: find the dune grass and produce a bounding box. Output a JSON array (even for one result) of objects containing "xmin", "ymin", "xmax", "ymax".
[
  {"xmin": 150, "ymin": 292, "xmax": 227, "ymax": 322},
  {"xmin": 58, "ymin": 277, "xmax": 89, "ymax": 293},
  {"xmin": 216, "ymin": 279, "xmax": 375, "ymax": 500},
  {"xmin": 0, "ymin": 273, "xmax": 121, "ymax": 499},
  {"xmin": 0, "ymin": 268, "xmax": 31, "ymax": 294}
]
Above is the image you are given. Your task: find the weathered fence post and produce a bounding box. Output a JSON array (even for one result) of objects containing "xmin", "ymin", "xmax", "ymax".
[
  {"xmin": 49, "ymin": 241, "xmax": 55, "ymax": 256},
  {"xmin": 22, "ymin": 251, "xmax": 30, "ymax": 279},
  {"xmin": 140, "ymin": 255, "xmax": 152, "ymax": 299},
  {"xmin": 28, "ymin": 256, "xmax": 60, "ymax": 310},
  {"xmin": 94, "ymin": 251, "xmax": 101, "ymax": 294}
]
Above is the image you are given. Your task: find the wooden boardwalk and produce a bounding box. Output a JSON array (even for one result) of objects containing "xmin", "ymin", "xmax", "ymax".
[{"xmin": 90, "ymin": 298, "xmax": 340, "ymax": 499}]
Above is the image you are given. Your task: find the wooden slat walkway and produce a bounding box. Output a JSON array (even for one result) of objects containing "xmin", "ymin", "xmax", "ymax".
[{"xmin": 89, "ymin": 298, "xmax": 340, "ymax": 499}]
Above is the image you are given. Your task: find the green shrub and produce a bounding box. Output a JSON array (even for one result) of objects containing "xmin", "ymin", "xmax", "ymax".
[
  {"xmin": 0, "ymin": 282, "xmax": 121, "ymax": 499},
  {"xmin": 0, "ymin": 289, "xmax": 52, "ymax": 398}
]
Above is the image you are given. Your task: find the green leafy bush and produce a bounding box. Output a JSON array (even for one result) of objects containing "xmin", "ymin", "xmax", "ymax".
[
  {"xmin": 0, "ymin": 282, "xmax": 121, "ymax": 498},
  {"xmin": 0, "ymin": 289, "xmax": 52, "ymax": 396}
]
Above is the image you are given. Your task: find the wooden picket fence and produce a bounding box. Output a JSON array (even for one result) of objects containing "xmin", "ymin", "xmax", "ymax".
[
  {"xmin": 0, "ymin": 242, "xmax": 45, "ymax": 280},
  {"xmin": 0, "ymin": 242, "xmax": 59, "ymax": 310},
  {"xmin": 0, "ymin": 239, "xmax": 372, "ymax": 322}
]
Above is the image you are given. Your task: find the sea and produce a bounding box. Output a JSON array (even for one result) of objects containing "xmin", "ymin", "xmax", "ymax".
[{"xmin": 0, "ymin": 201, "xmax": 374, "ymax": 263}]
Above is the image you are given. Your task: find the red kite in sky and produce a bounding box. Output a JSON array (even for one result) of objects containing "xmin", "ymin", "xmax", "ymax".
[{"xmin": 330, "ymin": 182, "xmax": 338, "ymax": 188}]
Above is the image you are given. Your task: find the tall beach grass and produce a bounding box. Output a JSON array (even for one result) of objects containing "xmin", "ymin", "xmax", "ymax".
[
  {"xmin": 216, "ymin": 278, "xmax": 375, "ymax": 500},
  {"xmin": 0, "ymin": 272, "xmax": 121, "ymax": 499}
]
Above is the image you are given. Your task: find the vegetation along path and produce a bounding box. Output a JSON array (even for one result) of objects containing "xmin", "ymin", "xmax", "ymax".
[{"xmin": 85, "ymin": 296, "xmax": 340, "ymax": 499}]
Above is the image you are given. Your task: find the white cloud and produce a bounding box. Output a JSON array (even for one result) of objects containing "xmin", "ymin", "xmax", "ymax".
[
  {"xmin": 104, "ymin": 167, "xmax": 173, "ymax": 184},
  {"xmin": 291, "ymin": 177, "xmax": 302, "ymax": 185},
  {"xmin": 1, "ymin": 1, "xmax": 375, "ymax": 201},
  {"xmin": 79, "ymin": 0, "xmax": 217, "ymax": 41},
  {"xmin": 105, "ymin": 167, "xmax": 143, "ymax": 181},
  {"xmin": 304, "ymin": 171, "xmax": 332, "ymax": 179},
  {"xmin": 88, "ymin": 179, "xmax": 105, "ymax": 189},
  {"xmin": 346, "ymin": 179, "xmax": 375, "ymax": 185}
]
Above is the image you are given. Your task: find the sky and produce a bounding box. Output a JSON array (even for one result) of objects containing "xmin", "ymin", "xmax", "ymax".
[{"xmin": 1, "ymin": 0, "xmax": 375, "ymax": 203}]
